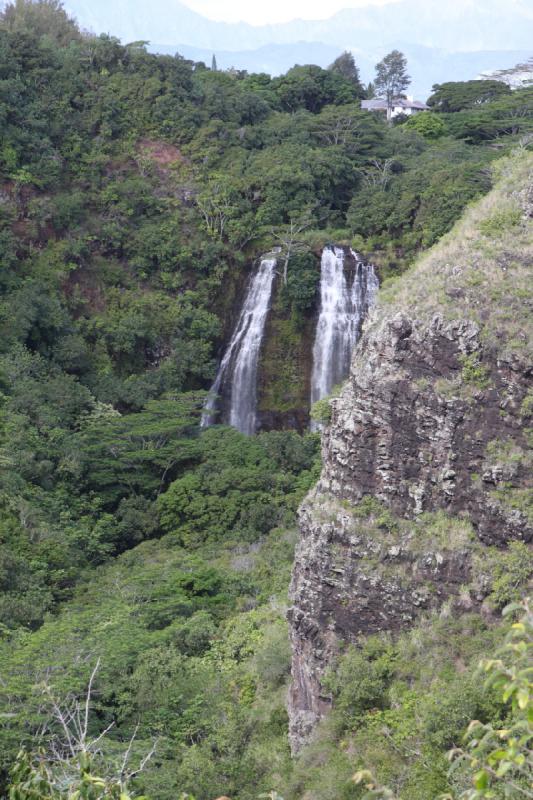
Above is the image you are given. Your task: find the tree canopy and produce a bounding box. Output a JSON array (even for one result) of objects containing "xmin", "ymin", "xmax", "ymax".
[
  {"xmin": 427, "ymin": 80, "xmax": 512, "ymax": 112},
  {"xmin": 328, "ymin": 50, "xmax": 365, "ymax": 97}
]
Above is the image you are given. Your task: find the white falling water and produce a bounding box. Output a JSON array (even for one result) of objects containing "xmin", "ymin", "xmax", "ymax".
[
  {"xmin": 201, "ymin": 257, "xmax": 276, "ymax": 435},
  {"xmin": 310, "ymin": 246, "xmax": 378, "ymax": 418}
]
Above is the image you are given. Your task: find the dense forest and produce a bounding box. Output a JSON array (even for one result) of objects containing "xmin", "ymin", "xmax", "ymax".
[{"xmin": 0, "ymin": 1, "xmax": 532, "ymax": 798}]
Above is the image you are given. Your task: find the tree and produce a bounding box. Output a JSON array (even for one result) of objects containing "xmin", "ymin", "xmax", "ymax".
[
  {"xmin": 328, "ymin": 51, "xmax": 364, "ymax": 96},
  {"xmin": 272, "ymin": 64, "xmax": 359, "ymax": 113},
  {"xmin": 7, "ymin": 660, "xmax": 156, "ymax": 800},
  {"xmin": 313, "ymin": 105, "xmax": 368, "ymax": 147},
  {"xmin": 444, "ymin": 599, "xmax": 533, "ymax": 800},
  {"xmin": 374, "ymin": 50, "xmax": 410, "ymax": 122},
  {"xmin": 0, "ymin": 0, "xmax": 80, "ymax": 45},
  {"xmin": 358, "ymin": 158, "xmax": 395, "ymax": 188},
  {"xmin": 406, "ymin": 111, "xmax": 446, "ymax": 138},
  {"xmin": 79, "ymin": 394, "xmax": 205, "ymax": 506},
  {"xmin": 427, "ymin": 80, "xmax": 511, "ymax": 113},
  {"xmin": 270, "ymin": 209, "xmax": 315, "ymax": 284}
]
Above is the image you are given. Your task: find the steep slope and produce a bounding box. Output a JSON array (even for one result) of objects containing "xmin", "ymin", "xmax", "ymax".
[{"xmin": 288, "ymin": 151, "xmax": 533, "ymax": 751}]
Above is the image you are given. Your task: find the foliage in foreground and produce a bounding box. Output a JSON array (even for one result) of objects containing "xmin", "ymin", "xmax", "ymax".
[
  {"xmin": 7, "ymin": 602, "xmax": 532, "ymax": 800},
  {"xmin": 354, "ymin": 600, "xmax": 533, "ymax": 800}
]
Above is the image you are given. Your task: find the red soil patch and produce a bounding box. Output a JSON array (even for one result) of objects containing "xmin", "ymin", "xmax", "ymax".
[
  {"xmin": 138, "ymin": 138, "xmax": 185, "ymax": 166},
  {"xmin": 63, "ymin": 267, "xmax": 108, "ymax": 315}
]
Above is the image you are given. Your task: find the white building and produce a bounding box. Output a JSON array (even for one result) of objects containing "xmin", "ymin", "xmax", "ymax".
[{"xmin": 361, "ymin": 95, "xmax": 429, "ymax": 118}]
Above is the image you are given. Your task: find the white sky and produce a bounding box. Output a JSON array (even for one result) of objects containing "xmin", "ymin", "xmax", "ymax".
[{"xmin": 181, "ymin": 0, "xmax": 397, "ymax": 25}]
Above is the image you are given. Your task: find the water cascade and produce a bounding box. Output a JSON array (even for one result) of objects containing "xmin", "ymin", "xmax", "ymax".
[
  {"xmin": 201, "ymin": 257, "xmax": 277, "ymax": 435},
  {"xmin": 310, "ymin": 246, "xmax": 378, "ymax": 417}
]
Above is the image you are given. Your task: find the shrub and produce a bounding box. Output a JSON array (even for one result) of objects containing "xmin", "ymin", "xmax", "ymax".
[{"xmin": 406, "ymin": 112, "xmax": 446, "ymax": 139}]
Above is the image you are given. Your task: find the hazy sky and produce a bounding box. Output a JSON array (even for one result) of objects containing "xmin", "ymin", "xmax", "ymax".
[{"xmin": 181, "ymin": 0, "xmax": 397, "ymax": 25}]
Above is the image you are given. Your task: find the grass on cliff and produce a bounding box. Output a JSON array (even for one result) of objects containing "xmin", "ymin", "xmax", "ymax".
[{"xmin": 377, "ymin": 150, "xmax": 533, "ymax": 361}]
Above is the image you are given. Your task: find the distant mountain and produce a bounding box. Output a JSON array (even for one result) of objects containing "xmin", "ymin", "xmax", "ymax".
[
  {"xmin": 152, "ymin": 40, "xmax": 344, "ymax": 74},
  {"xmin": 64, "ymin": 0, "xmax": 533, "ymax": 52},
  {"xmin": 63, "ymin": 0, "xmax": 533, "ymax": 98},
  {"xmin": 63, "ymin": 0, "xmax": 270, "ymax": 49}
]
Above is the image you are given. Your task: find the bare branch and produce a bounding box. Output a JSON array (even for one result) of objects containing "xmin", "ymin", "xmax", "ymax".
[
  {"xmin": 120, "ymin": 722, "xmax": 140, "ymax": 779},
  {"xmin": 83, "ymin": 658, "xmax": 101, "ymax": 744}
]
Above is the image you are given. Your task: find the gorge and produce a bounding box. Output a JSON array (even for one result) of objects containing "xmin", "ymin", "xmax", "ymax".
[{"xmin": 1, "ymin": 5, "xmax": 532, "ymax": 796}]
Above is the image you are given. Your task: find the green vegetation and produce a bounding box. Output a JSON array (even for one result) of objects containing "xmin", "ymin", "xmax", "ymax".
[
  {"xmin": 292, "ymin": 603, "xmax": 533, "ymax": 800},
  {"xmin": 406, "ymin": 112, "xmax": 446, "ymax": 139},
  {"xmin": 8, "ymin": 602, "xmax": 532, "ymax": 800},
  {"xmin": 427, "ymin": 80, "xmax": 512, "ymax": 113},
  {"xmin": 353, "ymin": 600, "xmax": 533, "ymax": 800},
  {"xmin": 0, "ymin": 0, "xmax": 530, "ymax": 425},
  {"xmin": 0, "ymin": 428, "xmax": 319, "ymax": 798},
  {"xmin": 0, "ymin": 1, "xmax": 532, "ymax": 799},
  {"xmin": 478, "ymin": 206, "xmax": 522, "ymax": 238},
  {"xmin": 377, "ymin": 150, "xmax": 533, "ymax": 359},
  {"xmin": 459, "ymin": 354, "xmax": 491, "ymax": 390},
  {"xmin": 309, "ymin": 383, "xmax": 344, "ymax": 426}
]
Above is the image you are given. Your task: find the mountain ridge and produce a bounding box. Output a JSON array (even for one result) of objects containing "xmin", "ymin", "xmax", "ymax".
[{"xmin": 63, "ymin": 0, "xmax": 533, "ymax": 52}]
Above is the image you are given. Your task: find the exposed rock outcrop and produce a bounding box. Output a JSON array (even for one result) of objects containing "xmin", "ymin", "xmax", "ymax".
[{"xmin": 288, "ymin": 153, "xmax": 533, "ymax": 752}]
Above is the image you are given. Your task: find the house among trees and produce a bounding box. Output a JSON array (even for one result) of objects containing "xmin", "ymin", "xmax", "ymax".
[{"xmin": 361, "ymin": 95, "xmax": 428, "ymax": 117}]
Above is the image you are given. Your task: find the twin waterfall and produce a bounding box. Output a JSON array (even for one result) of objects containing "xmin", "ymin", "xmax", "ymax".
[
  {"xmin": 201, "ymin": 257, "xmax": 277, "ymax": 435},
  {"xmin": 202, "ymin": 247, "xmax": 378, "ymax": 434}
]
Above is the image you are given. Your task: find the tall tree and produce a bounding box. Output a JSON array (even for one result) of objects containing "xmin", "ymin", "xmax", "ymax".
[
  {"xmin": 328, "ymin": 50, "xmax": 364, "ymax": 96},
  {"xmin": 366, "ymin": 80, "xmax": 376, "ymax": 99},
  {"xmin": 374, "ymin": 49, "xmax": 410, "ymax": 122}
]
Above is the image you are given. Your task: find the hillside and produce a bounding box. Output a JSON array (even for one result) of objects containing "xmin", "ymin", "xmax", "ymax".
[
  {"xmin": 0, "ymin": 2, "xmax": 532, "ymax": 799},
  {"xmin": 152, "ymin": 43, "xmax": 532, "ymax": 100},
  {"xmin": 2, "ymin": 147, "xmax": 531, "ymax": 800}
]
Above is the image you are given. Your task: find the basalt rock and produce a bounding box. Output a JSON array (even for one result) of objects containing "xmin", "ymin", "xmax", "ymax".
[{"xmin": 320, "ymin": 311, "xmax": 530, "ymax": 544}]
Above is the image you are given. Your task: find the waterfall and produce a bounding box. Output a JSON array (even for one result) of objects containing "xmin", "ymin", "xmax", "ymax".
[
  {"xmin": 201, "ymin": 257, "xmax": 276, "ymax": 435},
  {"xmin": 310, "ymin": 246, "xmax": 378, "ymax": 416}
]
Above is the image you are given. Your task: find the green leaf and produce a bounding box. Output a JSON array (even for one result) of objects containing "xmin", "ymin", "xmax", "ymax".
[{"xmin": 474, "ymin": 770, "xmax": 489, "ymax": 791}]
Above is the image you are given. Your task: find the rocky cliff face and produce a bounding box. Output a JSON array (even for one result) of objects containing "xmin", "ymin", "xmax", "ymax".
[{"xmin": 288, "ymin": 153, "xmax": 533, "ymax": 752}]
